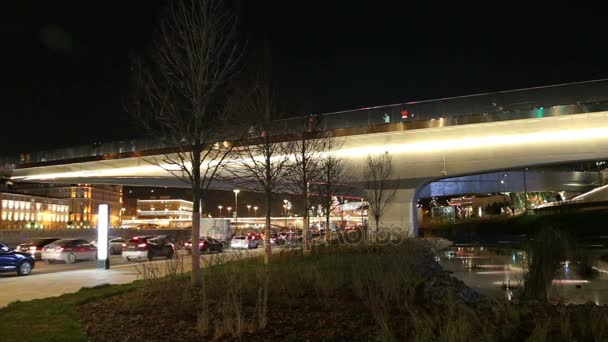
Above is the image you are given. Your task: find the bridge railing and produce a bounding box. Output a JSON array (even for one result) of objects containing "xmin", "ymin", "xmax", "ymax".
[{"xmin": 7, "ymin": 79, "xmax": 608, "ymax": 166}]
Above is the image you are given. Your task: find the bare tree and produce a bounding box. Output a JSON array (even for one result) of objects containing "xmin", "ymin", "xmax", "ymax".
[
  {"xmin": 130, "ymin": 0, "xmax": 241, "ymax": 287},
  {"xmin": 364, "ymin": 153, "xmax": 396, "ymax": 236},
  {"xmin": 225, "ymin": 79, "xmax": 292, "ymax": 265},
  {"xmin": 317, "ymin": 145, "xmax": 351, "ymax": 242},
  {"xmin": 289, "ymin": 128, "xmax": 331, "ymax": 251}
]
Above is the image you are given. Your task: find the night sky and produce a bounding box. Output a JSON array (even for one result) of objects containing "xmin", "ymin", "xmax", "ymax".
[{"xmin": 3, "ymin": 1, "xmax": 607, "ymax": 154}]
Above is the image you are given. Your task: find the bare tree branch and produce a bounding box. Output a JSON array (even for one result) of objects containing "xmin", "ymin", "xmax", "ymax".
[
  {"xmin": 224, "ymin": 74, "xmax": 293, "ymax": 264},
  {"xmin": 128, "ymin": 0, "xmax": 242, "ymax": 287},
  {"xmin": 364, "ymin": 153, "xmax": 396, "ymax": 235},
  {"xmin": 316, "ymin": 138, "xmax": 353, "ymax": 241},
  {"xmin": 289, "ymin": 129, "xmax": 332, "ymax": 250}
]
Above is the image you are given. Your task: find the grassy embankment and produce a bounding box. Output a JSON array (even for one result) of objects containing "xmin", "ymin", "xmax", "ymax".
[{"xmin": 1, "ymin": 238, "xmax": 607, "ymax": 341}]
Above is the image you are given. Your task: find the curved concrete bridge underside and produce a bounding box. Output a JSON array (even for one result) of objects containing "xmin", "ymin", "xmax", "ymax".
[{"xmin": 11, "ymin": 111, "xmax": 608, "ymax": 236}]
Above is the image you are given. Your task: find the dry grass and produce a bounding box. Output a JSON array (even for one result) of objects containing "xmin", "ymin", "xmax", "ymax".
[{"xmin": 74, "ymin": 239, "xmax": 608, "ymax": 342}]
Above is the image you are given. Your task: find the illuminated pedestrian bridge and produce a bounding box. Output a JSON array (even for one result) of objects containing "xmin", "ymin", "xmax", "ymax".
[{"xmin": 3, "ymin": 79, "xmax": 608, "ymax": 236}]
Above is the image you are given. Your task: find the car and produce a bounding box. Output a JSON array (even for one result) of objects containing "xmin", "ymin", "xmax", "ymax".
[
  {"xmin": 122, "ymin": 236, "xmax": 175, "ymax": 261},
  {"xmin": 230, "ymin": 236, "xmax": 259, "ymax": 249},
  {"xmin": 15, "ymin": 238, "xmax": 61, "ymax": 260},
  {"xmin": 269, "ymin": 233, "xmax": 285, "ymax": 245},
  {"xmin": 0, "ymin": 243, "xmax": 35, "ymax": 276},
  {"xmin": 184, "ymin": 237, "xmax": 224, "ymax": 254},
  {"xmin": 41, "ymin": 239, "xmax": 97, "ymax": 264},
  {"xmin": 91, "ymin": 237, "xmax": 126, "ymax": 255}
]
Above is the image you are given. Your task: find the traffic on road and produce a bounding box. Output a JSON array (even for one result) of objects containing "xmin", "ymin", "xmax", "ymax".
[{"xmin": 0, "ymin": 231, "xmax": 301, "ymax": 277}]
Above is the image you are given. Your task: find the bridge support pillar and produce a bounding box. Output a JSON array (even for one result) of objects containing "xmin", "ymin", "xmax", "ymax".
[{"xmin": 379, "ymin": 188, "xmax": 420, "ymax": 237}]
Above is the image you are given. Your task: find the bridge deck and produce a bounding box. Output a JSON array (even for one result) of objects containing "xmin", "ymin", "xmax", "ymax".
[{"xmin": 3, "ymin": 79, "xmax": 608, "ymax": 169}]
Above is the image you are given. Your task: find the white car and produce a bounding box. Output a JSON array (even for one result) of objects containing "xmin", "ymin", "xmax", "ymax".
[
  {"xmin": 91, "ymin": 237, "xmax": 126, "ymax": 255},
  {"xmin": 230, "ymin": 236, "xmax": 259, "ymax": 249},
  {"xmin": 41, "ymin": 239, "xmax": 97, "ymax": 264}
]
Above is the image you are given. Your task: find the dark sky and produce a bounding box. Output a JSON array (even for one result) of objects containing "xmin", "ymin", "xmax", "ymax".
[{"xmin": 2, "ymin": 1, "xmax": 607, "ymax": 154}]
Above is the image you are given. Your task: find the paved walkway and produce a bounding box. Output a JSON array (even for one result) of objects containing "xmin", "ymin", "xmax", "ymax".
[{"xmin": 0, "ymin": 249, "xmax": 265, "ymax": 308}]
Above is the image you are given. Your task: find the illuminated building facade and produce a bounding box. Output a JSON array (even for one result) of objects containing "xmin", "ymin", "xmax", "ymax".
[
  {"xmin": 15, "ymin": 184, "xmax": 123, "ymax": 228},
  {"xmin": 121, "ymin": 199, "xmax": 193, "ymax": 229},
  {"xmin": 0, "ymin": 192, "xmax": 69, "ymax": 230}
]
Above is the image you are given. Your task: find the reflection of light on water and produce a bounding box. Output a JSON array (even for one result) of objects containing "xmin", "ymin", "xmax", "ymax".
[
  {"xmin": 552, "ymin": 279, "xmax": 589, "ymax": 285},
  {"xmin": 477, "ymin": 270, "xmax": 515, "ymax": 275},
  {"xmin": 493, "ymin": 280, "xmax": 523, "ymax": 286},
  {"xmin": 455, "ymin": 256, "xmax": 492, "ymax": 259},
  {"xmin": 592, "ymin": 266, "xmax": 608, "ymax": 274}
]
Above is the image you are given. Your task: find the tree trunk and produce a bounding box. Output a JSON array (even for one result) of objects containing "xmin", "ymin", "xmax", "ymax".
[
  {"xmin": 303, "ymin": 184, "xmax": 309, "ymax": 252},
  {"xmin": 264, "ymin": 194, "xmax": 272, "ymax": 265},
  {"xmin": 374, "ymin": 214, "xmax": 380, "ymax": 242},
  {"xmin": 325, "ymin": 199, "xmax": 331, "ymax": 243},
  {"xmin": 191, "ymin": 150, "xmax": 202, "ymax": 288}
]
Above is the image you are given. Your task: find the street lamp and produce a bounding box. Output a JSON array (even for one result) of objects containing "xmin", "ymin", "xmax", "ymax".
[
  {"xmin": 218, "ymin": 205, "xmax": 223, "ymax": 217},
  {"xmin": 253, "ymin": 206, "xmax": 258, "ymax": 217},
  {"xmin": 120, "ymin": 207, "xmax": 126, "ymax": 226},
  {"xmin": 247, "ymin": 204, "xmax": 251, "ymax": 216},
  {"xmin": 233, "ymin": 189, "xmax": 240, "ymax": 229},
  {"xmin": 283, "ymin": 203, "xmax": 288, "ymax": 228},
  {"xmin": 227, "ymin": 207, "xmax": 232, "ymax": 216}
]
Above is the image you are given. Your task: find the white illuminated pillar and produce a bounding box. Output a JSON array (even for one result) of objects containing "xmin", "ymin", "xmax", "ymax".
[{"xmin": 97, "ymin": 204, "xmax": 110, "ymax": 269}]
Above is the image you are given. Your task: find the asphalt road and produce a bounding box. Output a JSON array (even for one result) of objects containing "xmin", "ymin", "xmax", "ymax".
[
  {"xmin": 9, "ymin": 255, "xmax": 132, "ymax": 277},
  {"xmin": 0, "ymin": 248, "xmax": 268, "ymax": 307},
  {"xmin": 0, "ymin": 248, "xmax": 252, "ymax": 279}
]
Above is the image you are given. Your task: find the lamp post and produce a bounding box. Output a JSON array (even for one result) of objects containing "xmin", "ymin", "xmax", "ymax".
[
  {"xmin": 218, "ymin": 205, "xmax": 223, "ymax": 217},
  {"xmin": 283, "ymin": 199, "xmax": 288, "ymax": 229},
  {"xmin": 253, "ymin": 206, "xmax": 258, "ymax": 217},
  {"xmin": 233, "ymin": 189, "xmax": 240, "ymax": 229},
  {"xmin": 227, "ymin": 207, "xmax": 232, "ymax": 216},
  {"xmin": 283, "ymin": 203, "xmax": 287, "ymax": 228},
  {"xmin": 523, "ymin": 168, "xmax": 528, "ymax": 213},
  {"xmin": 120, "ymin": 207, "xmax": 126, "ymax": 226},
  {"xmin": 247, "ymin": 204, "xmax": 251, "ymax": 217}
]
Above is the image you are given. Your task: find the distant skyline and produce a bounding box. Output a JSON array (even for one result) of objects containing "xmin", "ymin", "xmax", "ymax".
[{"xmin": 3, "ymin": 1, "xmax": 607, "ymax": 153}]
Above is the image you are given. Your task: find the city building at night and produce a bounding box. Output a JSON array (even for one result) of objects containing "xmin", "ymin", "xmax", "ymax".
[
  {"xmin": 14, "ymin": 183, "xmax": 122, "ymax": 228},
  {"xmin": 0, "ymin": 191, "xmax": 69, "ymax": 230},
  {"xmin": 121, "ymin": 199, "xmax": 193, "ymax": 229}
]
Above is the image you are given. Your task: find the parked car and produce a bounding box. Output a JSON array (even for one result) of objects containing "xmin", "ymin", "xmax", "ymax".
[
  {"xmin": 91, "ymin": 237, "xmax": 127, "ymax": 255},
  {"xmin": 41, "ymin": 239, "xmax": 97, "ymax": 264},
  {"xmin": 0, "ymin": 243, "xmax": 35, "ymax": 276},
  {"xmin": 230, "ymin": 236, "xmax": 259, "ymax": 249},
  {"xmin": 122, "ymin": 236, "xmax": 175, "ymax": 261},
  {"xmin": 184, "ymin": 237, "xmax": 224, "ymax": 254},
  {"xmin": 16, "ymin": 238, "xmax": 61, "ymax": 260}
]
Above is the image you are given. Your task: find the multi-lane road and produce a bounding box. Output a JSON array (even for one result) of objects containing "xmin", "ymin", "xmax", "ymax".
[{"xmin": 0, "ymin": 249, "xmax": 265, "ymax": 308}]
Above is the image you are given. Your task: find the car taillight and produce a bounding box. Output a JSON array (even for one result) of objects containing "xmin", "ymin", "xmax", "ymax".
[
  {"xmin": 137, "ymin": 243, "xmax": 147, "ymax": 248},
  {"xmin": 122, "ymin": 243, "xmax": 127, "ymax": 247},
  {"xmin": 56, "ymin": 247, "xmax": 64, "ymax": 252},
  {"xmin": 185, "ymin": 243, "xmax": 191, "ymax": 247},
  {"xmin": 198, "ymin": 242, "xmax": 204, "ymax": 246}
]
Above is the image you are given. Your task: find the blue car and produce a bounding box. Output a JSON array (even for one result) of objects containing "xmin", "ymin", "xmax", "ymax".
[{"xmin": 0, "ymin": 243, "xmax": 35, "ymax": 276}]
